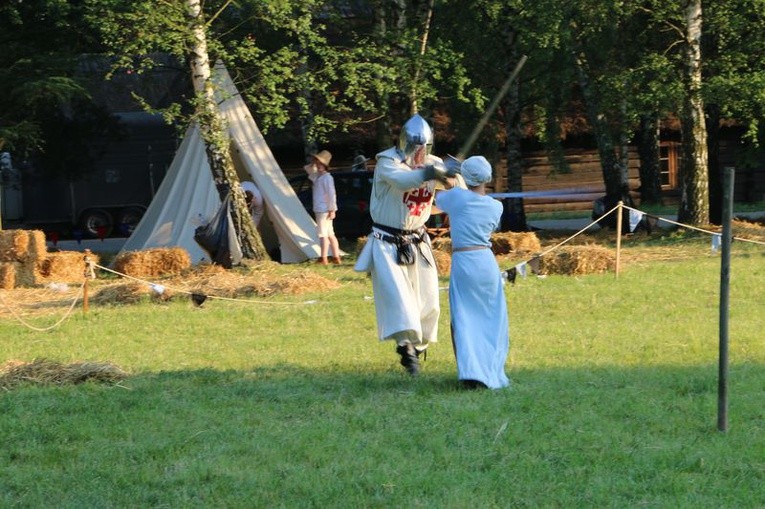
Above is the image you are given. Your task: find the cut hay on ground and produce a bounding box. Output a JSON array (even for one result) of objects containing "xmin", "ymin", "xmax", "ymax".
[
  {"xmin": 90, "ymin": 264, "xmax": 342, "ymax": 305},
  {"xmin": 0, "ymin": 359, "xmax": 128, "ymax": 389},
  {"xmin": 491, "ymin": 232, "xmax": 541, "ymax": 255},
  {"xmin": 537, "ymin": 245, "xmax": 615, "ymax": 275},
  {"xmin": 113, "ymin": 248, "xmax": 191, "ymax": 278},
  {"xmin": 92, "ymin": 283, "xmax": 149, "ymax": 305},
  {"xmin": 38, "ymin": 251, "xmax": 101, "ymax": 283}
]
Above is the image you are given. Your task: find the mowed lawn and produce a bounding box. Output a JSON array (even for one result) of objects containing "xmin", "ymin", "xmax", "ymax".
[{"xmin": 1, "ymin": 240, "xmax": 764, "ymax": 507}]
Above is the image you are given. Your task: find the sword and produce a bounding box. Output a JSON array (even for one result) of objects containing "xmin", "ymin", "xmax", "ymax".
[{"xmin": 451, "ymin": 55, "xmax": 529, "ymax": 166}]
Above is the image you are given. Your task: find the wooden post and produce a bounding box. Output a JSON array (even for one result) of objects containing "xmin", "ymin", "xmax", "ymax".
[
  {"xmin": 83, "ymin": 249, "xmax": 91, "ymax": 314},
  {"xmin": 718, "ymin": 166, "xmax": 734, "ymax": 432},
  {"xmin": 615, "ymin": 200, "xmax": 623, "ymax": 278}
]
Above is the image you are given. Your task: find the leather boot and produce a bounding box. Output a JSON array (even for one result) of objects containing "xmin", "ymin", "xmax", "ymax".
[{"xmin": 396, "ymin": 343, "xmax": 420, "ymax": 376}]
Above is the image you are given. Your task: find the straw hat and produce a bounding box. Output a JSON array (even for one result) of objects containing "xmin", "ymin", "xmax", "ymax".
[{"xmin": 312, "ymin": 150, "xmax": 332, "ymax": 168}]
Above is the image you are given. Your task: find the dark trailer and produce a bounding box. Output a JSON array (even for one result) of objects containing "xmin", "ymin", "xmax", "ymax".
[{"xmin": 20, "ymin": 112, "xmax": 177, "ymax": 238}]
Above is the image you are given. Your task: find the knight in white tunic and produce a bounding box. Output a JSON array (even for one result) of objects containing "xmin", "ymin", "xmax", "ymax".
[{"xmin": 354, "ymin": 114, "xmax": 460, "ymax": 375}]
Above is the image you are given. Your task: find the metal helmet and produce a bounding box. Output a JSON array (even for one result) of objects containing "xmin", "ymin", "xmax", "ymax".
[{"xmin": 398, "ymin": 114, "xmax": 433, "ymax": 166}]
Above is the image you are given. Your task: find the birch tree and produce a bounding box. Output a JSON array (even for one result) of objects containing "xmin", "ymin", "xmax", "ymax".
[
  {"xmin": 677, "ymin": 0, "xmax": 710, "ymax": 225},
  {"xmin": 185, "ymin": 0, "xmax": 265, "ymax": 259}
]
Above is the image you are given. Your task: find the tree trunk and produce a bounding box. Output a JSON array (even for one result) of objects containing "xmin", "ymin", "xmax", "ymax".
[
  {"xmin": 706, "ymin": 103, "xmax": 722, "ymax": 224},
  {"xmin": 677, "ymin": 0, "xmax": 710, "ymax": 225},
  {"xmin": 500, "ymin": 30, "xmax": 527, "ymax": 231},
  {"xmin": 636, "ymin": 113, "xmax": 663, "ymax": 205},
  {"xmin": 574, "ymin": 51, "xmax": 628, "ymax": 198},
  {"xmin": 186, "ymin": 0, "xmax": 266, "ymax": 260},
  {"xmin": 373, "ymin": 1, "xmax": 392, "ymax": 149}
]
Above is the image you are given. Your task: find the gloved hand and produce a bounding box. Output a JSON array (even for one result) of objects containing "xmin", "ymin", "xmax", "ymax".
[
  {"xmin": 422, "ymin": 164, "xmax": 444, "ymax": 181},
  {"xmin": 443, "ymin": 155, "xmax": 462, "ymax": 177}
]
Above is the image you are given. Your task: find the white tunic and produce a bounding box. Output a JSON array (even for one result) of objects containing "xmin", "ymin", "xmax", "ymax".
[{"xmin": 436, "ymin": 187, "xmax": 510, "ymax": 389}]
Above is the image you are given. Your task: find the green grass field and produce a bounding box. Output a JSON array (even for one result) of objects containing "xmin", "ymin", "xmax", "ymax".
[{"xmin": 2, "ymin": 239, "xmax": 764, "ymax": 507}]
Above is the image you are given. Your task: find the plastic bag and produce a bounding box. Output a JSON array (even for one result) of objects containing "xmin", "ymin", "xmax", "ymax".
[{"xmin": 193, "ymin": 193, "xmax": 243, "ymax": 268}]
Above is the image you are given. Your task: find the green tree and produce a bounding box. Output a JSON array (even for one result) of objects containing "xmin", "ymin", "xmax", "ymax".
[{"xmin": 0, "ymin": 0, "xmax": 97, "ymax": 154}]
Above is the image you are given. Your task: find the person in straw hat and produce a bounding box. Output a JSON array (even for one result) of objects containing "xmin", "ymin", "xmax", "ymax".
[
  {"xmin": 354, "ymin": 113, "xmax": 462, "ymax": 376},
  {"xmin": 435, "ymin": 155, "xmax": 510, "ymax": 390},
  {"xmin": 304, "ymin": 149, "xmax": 341, "ymax": 265}
]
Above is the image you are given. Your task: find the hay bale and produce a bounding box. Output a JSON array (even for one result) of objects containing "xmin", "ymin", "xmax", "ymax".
[
  {"xmin": 491, "ymin": 232, "xmax": 541, "ymax": 255},
  {"xmin": 26, "ymin": 230, "xmax": 47, "ymax": 262},
  {"xmin": 0, "ymin": 230, "xmax": 28, "ymax": 262},
  {"xmin": 0, "ymin": 263, "xmax": 15, "ymax": 289},
  {"xmin": 432, "ymin": 249, "xmax": 451, "ymax": 276},
  {"xmin": 0, "ymin": 229, "xmax": 47, "ymax": 263},
  {"xmin": 14, "ymin": 261, "xmax": 37, "ymax": 288},
  {"xmin": 0, "ymin": 358, "xmax": 128, "ymax": 389},
  {"xmin": 430, "ymin": 236, "xmax": 452, "ymax": 252},
  {"xmin": 537, "ymin": 245, "xmax": 615, "ymax": 275},
  {"xmin": 37, "ymin": 251, "xmax": 101, "ymax": 283},
  {"xmin": 113, "ymin": 247, "xmax": 191, "ymax": 278}
]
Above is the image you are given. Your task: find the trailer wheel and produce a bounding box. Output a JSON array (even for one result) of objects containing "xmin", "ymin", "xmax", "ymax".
[
  {"xmin": 117, "ymin": 206, "xmax": 146, "ymax": 236},
  {"xmin": 80, "ymin": 209, "xmax": 113, "ymax": 238}
]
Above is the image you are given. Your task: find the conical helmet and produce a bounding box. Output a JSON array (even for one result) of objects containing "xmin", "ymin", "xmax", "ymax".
[{"xmin": 398, "ymin": 114, "xmax": 433, "ymax": 166}]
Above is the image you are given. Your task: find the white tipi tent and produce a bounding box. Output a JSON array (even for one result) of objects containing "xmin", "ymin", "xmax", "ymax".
[{"xmin": 119, "ymin": 65, "xmax": 321, "ymax": 264}]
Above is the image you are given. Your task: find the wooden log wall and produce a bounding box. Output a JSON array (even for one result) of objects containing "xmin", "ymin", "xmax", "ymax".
[{"xmin": 489, "ymin": 147, "xmax": 642, "ymax": 212}]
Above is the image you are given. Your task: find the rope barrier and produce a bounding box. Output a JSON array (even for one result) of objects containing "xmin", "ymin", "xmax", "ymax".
[
  {"xmin": 0, "ymin": 281, "xmax": 85, "ymax": 332},
  {"xmin": 622, "ymin": 204, "xmax": 765, "ymax": 246},
  {"xmin": 535, "ymin": 203, "xmax": 621, "ymax": 259}
]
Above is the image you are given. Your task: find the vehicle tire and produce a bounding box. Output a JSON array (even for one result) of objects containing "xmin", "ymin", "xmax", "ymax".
[
  {"xmin": 80, "ymin": 208, "xmax": 114, "ymax": 238},
  {"xmin": 116, "ymin": 206, "xmax": 146, "ymax": 237}
]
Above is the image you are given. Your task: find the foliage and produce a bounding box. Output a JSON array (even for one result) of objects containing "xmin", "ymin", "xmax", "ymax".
[{"xmin": 0, "ymin": 0, "xmax": 101, "ymax": 154}]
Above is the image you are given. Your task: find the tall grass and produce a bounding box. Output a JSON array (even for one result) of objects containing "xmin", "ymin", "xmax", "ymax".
[{"xmin": 1, "ymin": 246, "xmax": 764, "ymax": 507}]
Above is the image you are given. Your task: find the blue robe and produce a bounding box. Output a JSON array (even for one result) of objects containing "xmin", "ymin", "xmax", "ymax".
[{"xmin": 436, "ymin": 187, "xmax": 510, "ymax": 389}]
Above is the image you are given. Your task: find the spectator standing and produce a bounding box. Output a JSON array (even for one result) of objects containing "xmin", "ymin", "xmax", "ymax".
[{"xmin": 305, "ymin": 150, "xmax": 341, "ymax": 265}]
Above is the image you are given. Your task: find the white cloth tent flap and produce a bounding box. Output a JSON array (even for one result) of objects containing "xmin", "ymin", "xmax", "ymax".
[{"xmin": 119, "ymin": 65, "xmax": 321, "ymax": 263}]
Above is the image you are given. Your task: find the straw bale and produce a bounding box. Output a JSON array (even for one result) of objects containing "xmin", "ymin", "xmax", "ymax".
[
  {"xmin": 430, "ymin": 236, "xmax": 452, "ymax": 252},
  {"xmin": 0, "ymin": 263, "xmax": 15, "ymax": 289},
  {"xmin": 14, "ymin": 260, "xmax": 37, "ymax": 288},
  {"xmin": 0, "ymin": 358, "xmax": 128, "ymax": 389},
  {"xmin": 537, "ymin": 245, "xmax": 615, "ymax": 275},
  {"xmin": 37, "ymin": 251, "xmax": 101, "ymax": 283},
  {"xmin": 26, "ymin": 230, "xmax": 48, "ymax": 262},
  {"xmin": 0, "ymin": 230, "xmax": 28, "ymax": 262},
  {"xmin": 491, "ymin": 232, "xmax": 541, "ymax": 255},
  {"xmin": 432, "ymin": 249, "xmax": 451, "ymax": 276},
  {"xmin": 0, "ymin": 229, "xmax": 48, "ymax": 263},
  {"xmin": 731, "ymin": 218, "xmax": 765, "ymax": 242},
  {"xmin": 113, "ymin": 247, "xmax": 191, "ymax": 278}
]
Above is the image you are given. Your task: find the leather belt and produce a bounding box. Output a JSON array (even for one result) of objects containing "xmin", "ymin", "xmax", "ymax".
[{"xmin": 452, "ymin": 246, "xmax": 490, "ymax": 252}]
